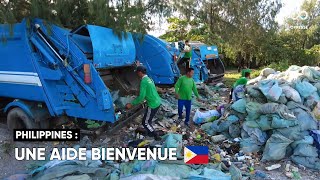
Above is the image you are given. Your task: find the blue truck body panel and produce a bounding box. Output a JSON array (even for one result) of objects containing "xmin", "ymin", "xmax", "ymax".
[
  {"xmin": 87, "ymin": 25, "xmax": 136, "ymax": 68},
  {"xmin": 134, "ymin": 35, "xmax": 180, "ymax": 85},
  {"xmin": 0, "ymin": 19, "xmax": 181, "ymax": 124},
  {"xmin": 0, "ymin": 19, "xmax": 115, "ymax": 122},
  {"xmin": 199, "ymin": 45, "xmax": 219, "ymax": 61}
]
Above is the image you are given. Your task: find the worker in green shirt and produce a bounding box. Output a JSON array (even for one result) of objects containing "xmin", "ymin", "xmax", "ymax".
[
  {"xmin": 229, "ymin": 71, "xmax": 251, "ymax": 103},
  {"xmin": 178, "ymin": 40, "xmax": 192, "ymax": 69},
  {"xmin": 241, "ymin": 67, "xmax": 252, "ymax": 77},
  {"xmin": 126, "ymin": 66, "xmax": 161, "ymax": 140},
  {"xmin": 174, "ymin": 68, "xmax": 201, "ymax": 127}
]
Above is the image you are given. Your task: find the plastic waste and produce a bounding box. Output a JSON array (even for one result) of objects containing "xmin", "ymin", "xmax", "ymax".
[
  {"xmin": 211, "ymin": 135, "xmax": 227, "ymax": 143},
  {"xmin": 162, "ymin": 133, "xmax": 183, "ymax": 157},
  {"xmin": 293, "ymin": 144, "xmax": 318, "ymax": 157},
  {"xmin": 295, "ymin": 81, "xmax": 317, "ymax": 98},
  {"xmin": 231, "ymin": 99, "xmax": 246, "ymax": 114},
  {"xmin": 291, "ymin": 135, "xmax": 314, "ymax": 149},
  {"xmin": 254, "ymin": 170, "xmax": 268, "ymax": 179},
  {"xmin": 193, "ymin": 109, "xmax": 221, "ymax": 124},
  {"xmin": 310, "ymin": 130, "xmax": 320, "ymax": 153},
  {"xmin": 232, "ymin": 85, "xmax": 246, "ymax": 101},
  {"xmin": 258, "ymin": 80, "xmax": 282, "ymax": 101},
  {"xmin": 260, "ymin": 68, "xmax": 276, "ymax": 77},
  {"xmin": 271, "ymin": 115, "xmax": 298, "ymax": 129},
  {"xmin": 229, "ymin": 164, "xmax": 242, "ymax": 180},
  {"xmin": 265, "ymin": 164, "xmax": 281, "ymax": 171},
  {"xmin": 281, "ymin": 85, "xmax": 302, "ymax": 103},
  {"xmin": 188, "ymin": 167, "xmax": 231, "ymax": 180},
  {"xmin": 291, "ymin": 156, "xmax": 320, "ymax": 170},
  {"xmin": 292, "ymin": 108, "xmax": 317, "ymax": 131},
  {"xmin": 246, "ymin": 102, "xmax": 262, "ymax": 121},
  {"xmin": 312, "ymin": 102, "xmax": 320, "ymax": 120},
  {"xmin": 262, "ymin": 134, "xmax": 293, "ymax": 161},
  {"xmin": 240, "ymin": 137, "xmax": 262, "ymax": 153}
]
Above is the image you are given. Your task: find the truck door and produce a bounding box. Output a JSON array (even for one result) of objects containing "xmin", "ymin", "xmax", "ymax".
[{"xmin": 134, "ymin": 35, "xmax": 179, "ymax": 85}]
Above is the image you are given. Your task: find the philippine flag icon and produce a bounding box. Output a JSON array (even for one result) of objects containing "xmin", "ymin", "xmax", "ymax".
[{"xmin": 184, "ymin": 146, "xmax": 209, "ymax": 164}]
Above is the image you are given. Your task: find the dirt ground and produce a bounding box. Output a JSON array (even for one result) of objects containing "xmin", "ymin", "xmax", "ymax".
[
  {"xmin": 1, "ymin": 120, "xmax": 320, "ymax": 179},
  {"xmin": 0, "ymin": 83, "xmax": 320, "ymax": 179}
]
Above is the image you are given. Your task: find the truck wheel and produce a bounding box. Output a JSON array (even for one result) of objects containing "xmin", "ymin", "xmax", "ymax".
[{"xmin": 7, "ymin": 108, "xmax": 39, "ymax": 130}]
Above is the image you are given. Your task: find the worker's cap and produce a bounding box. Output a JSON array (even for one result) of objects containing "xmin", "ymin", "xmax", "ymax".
[{"xmin": 135, "ymin": 66, "xmax": 147, "ymax": 74}]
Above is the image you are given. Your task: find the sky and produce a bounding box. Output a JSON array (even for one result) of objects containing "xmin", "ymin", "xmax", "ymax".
[{"xmin": 148, "ymin": 0, "xmax": 306, "ymax": 37}]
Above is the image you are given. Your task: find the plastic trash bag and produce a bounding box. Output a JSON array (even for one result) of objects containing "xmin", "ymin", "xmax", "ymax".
[
  {"xmin": 277, "ymin": 94, "xmax": 288, "ymax": 104},
  {"xmin": 292, "ymin": 108, "xmax": 318, "ymax": 131},
  {"xmin": 291, "ymin": 135, "xmax": 314, "ymax": 149},
  {"xmin": 120, "ymin": 174, "xmax": 179, "ymax": 180},
  {"xmin": 201, "ymin": 122, "xmax": 215, "ymax": 135},
  {"xmin": 231, "ymin": 99, "xmax": 246, "ymax": 114},
  {"xmin": 312, "ymin": 102, "xmax": 320, "ymax": 120},
  {"xmin": 246, "ymin": 86, "xmax": 264, "ymax": 98},
  {"xmin": 295, "ymin": 81, "xmax": 317, "ymax": 98},
  {"xmin": 260, "ymin": 68, "xmax": 276, "ymax": 78},
  {"xmin": 153, "ymin": 163, "xmax": 199, "ymax": 179},
  {"xmin": 162, "ymin": 133, "xmax": 183, "ymax": 157},
  {"xmin": 246, "ymin": 102, "xmax": 262, "ymax": 121},
  {"xmin": 293, "ymin": 144, "xmax": 318, "ymax": 157},
  {"xmin": 274, "ymin": 126, "xmax": 304, "ymax": 141},
  {"xmin": 271, "ymin": 115, "xmax": 298, "ymax": 129},
  {"xmin": 260, "ymin": 103, "xmax": 294, "ymax": 120},
  {"xmin": 314, "ymin": 82, "xmax": 320, "ymax": 92},
  {"xmin": 301, "ymin": 66, "xmax": 320, "ymax": 82},
  {"xmin": 189, "ymin": 167, "xmax": 231, "ymax": 180},
  {"xmin": 111, "ymin": 90, "xmax": 120, "ymax": 103},
  {"xmin": 242, "ymin": 123, "xmax": 267, "ymax": 144},
  {"xmin": 216, "ymin": 115, "xmax": 240, "ymax": 133},
  {"xmin": 229, "ymin": 164, "xmax": 242, "ymax": 180},
  {"xmin": 258, "ymin": 80, "xmax": 282, "ymax": 101},
  {"xmin": 229, "ymin": 123, "xmax": 241, "ymax": 138},
  {"xmin": 247, "ymin": 76, "xmax": 264, "ymax": 85},
  {"xmin": 256, "ymin": 115, "xmax": 272, "ymax": 131},
  {"xmin": 287, "ymin": 65, "xmax": 301, "ymax": 72},
  {"xmin": 281, "ymin": 86, "xmax": 302, "ymax": 103},
  {"xmin": 232, "ymin": 85, "xmax": 245, "ymax": 101},
  {"xmin": 304, "ymin": 92, "xmax": 320, "ymax": 109},
  {"xmin": 240, "ymin": 137, "xmax": 263, "ymax": 153},
  {"xmin": 262, "ymin": 133, "xmax": 293, "ymax": 161},
  {"xmin": 133, "ymin": 160, "xmax": 157, "ymax": 174},
  {"xmin": 116, "ymin": 96, "xmax": 135, "ymax": 108},
  {"xmin": 310, "ymin": 130, "xmax": 320, "ymax": 153},
  {"xmin": 291, "ymin": 156, "xmax": 320, "ymax": 170},
  {"xmin": 193, "ymin": 109, "xmax": 220, "ymax": 124}
]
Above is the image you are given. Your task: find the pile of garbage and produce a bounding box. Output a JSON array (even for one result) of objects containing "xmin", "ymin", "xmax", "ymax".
[{"xmin": 201, "ymin": 66, "xmax": 320, "ymax": 170}]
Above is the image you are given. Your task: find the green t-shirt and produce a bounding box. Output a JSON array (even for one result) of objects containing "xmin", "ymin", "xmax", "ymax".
[
  {"xmin": 132, "ymin": 76, "xmax": 161, "ymax": 108},
  {"xmin": 175, "ymin": 75, "xmax": 200, "ymax": 100},
  {"xmin": 183, "ymin": 45, "xmax": 192, "ymax": 58},
  {"xmin": 233, "ymin": 77, "xmax": 248, "ymax": 88}
]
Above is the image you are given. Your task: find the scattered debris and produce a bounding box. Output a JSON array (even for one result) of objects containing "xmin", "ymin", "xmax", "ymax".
[{"xmin": 265, "ymin": 164, "xmax": 281, "ymax": 171}]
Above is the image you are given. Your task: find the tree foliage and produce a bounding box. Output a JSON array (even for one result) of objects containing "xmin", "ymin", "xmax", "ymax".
[
  {"xmin": 0, "ymin": 0, "xmax": 172, "ymax": 33},
  {"xmin": 161, "ymin": 0, "xmax": 320, "ymax": 67},
  {"xmin": 0, "ymin": 0, "xmax": 319, "ymax": 67}
]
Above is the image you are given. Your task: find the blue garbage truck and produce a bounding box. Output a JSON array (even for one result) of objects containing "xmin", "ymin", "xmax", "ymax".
[
  {"xmin": 174, "ymin": 41, "xmax": 225, "ymax": 83},
  {"xmin": 0, "ymin": 19, "xmax": 179, "ymax": 130},
  {"xmin": 134, "ymin": 34, "xmax": 180, "ymax": 86}
]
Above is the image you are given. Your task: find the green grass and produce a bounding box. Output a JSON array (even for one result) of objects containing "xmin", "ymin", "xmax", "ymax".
[{"xmin": 223, "ymin": 69, "xmax": 261, "ymax": 87}]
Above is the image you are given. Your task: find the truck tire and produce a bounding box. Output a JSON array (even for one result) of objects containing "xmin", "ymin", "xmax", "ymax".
[{"xmin": 7, "ymin": 108, "xmax": 39, "ymax": 130}]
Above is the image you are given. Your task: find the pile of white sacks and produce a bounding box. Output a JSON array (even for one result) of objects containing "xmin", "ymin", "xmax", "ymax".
[{"xmin": 228, "ymin": 66, "xmax": 320, "ymax": 170}]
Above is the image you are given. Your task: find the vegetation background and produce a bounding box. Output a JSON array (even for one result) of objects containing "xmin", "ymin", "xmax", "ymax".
[{"xmin": 1, "ymin": 0, "xmax": 319, "ymax": 70}]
